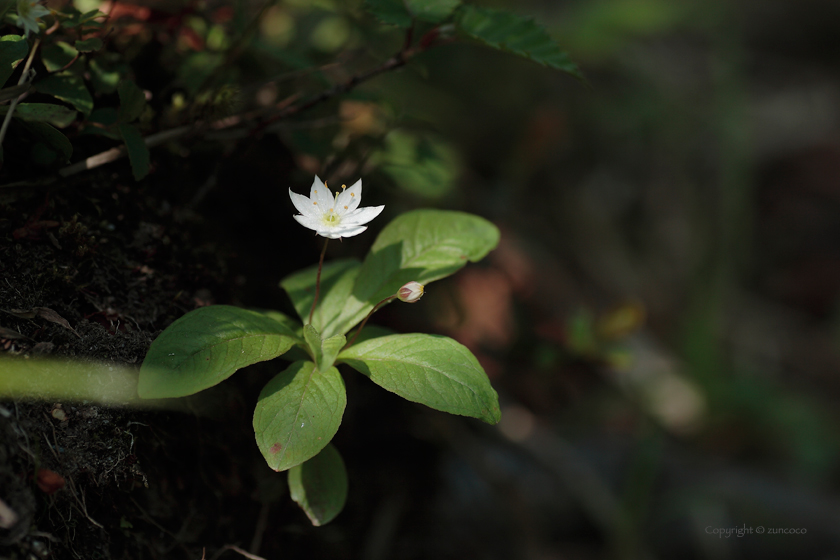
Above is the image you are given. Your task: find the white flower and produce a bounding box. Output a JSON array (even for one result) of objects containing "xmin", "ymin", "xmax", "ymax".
[
  {"xmin": 16, "ymin": 0, "xmax": 50, "ymax": 38},
  {"xmin": 289, "ymin": 176, "xmax": 384, "ymax": 239},
  {"xmin": 397, "ymin": 281, "xmax": 424, "ymax": 303}
]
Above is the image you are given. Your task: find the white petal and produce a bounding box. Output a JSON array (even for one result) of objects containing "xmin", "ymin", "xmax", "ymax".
[
  {"xmin": 317, "ymin": 228, "xmax": 346, "ymax": 239},
  {"xmin": 309, "ymin": 175, "xmax": 326, "ymax": 199},
  {"xmin": 312, "ymin": 183, "xmax": 335, "ymax": 212},
  {"xmin": 333, "ymin": 225, "xmax": 367, "ymax": 238},
  {"xmin": 344, "ymin": 205, "xmax": 384, "ymax": 226},
  {"xmin": 289, "ymin": 189, "xmax": 321, "ymax": 218},
  {"xmin": 335, "ymin": 179, "xmax": 362, "ymax": 215},
  {"xmin": 293, "ymin": 214, "xmax": 323, "ymax": 231}
]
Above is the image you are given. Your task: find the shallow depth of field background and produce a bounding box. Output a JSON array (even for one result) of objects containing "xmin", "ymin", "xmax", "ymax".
[{"xmin": 6, "ymin": 0, "xmax": 840, "ymax": 558}]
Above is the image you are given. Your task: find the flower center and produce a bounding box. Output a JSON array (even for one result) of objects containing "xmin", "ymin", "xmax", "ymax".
[{"xmin": 322, "ymin": 209, "xmax": 340, "ymax": 226}]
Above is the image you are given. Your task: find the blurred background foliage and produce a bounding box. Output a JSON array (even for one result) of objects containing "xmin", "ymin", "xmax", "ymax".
[{"xmin": 3, "ymin": 0, "xmax": 840, "ymax": 558}]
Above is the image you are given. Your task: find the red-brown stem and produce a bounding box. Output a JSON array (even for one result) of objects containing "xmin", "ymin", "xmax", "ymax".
[
  {"xmin": 345, "ymin": 295, "xmax": 397, "ymax": 349},
  {"xmin": 308, "ymin": 238, "xmax": 329, "ymax": 325}
]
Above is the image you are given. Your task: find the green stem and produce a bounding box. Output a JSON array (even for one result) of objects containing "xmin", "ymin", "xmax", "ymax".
[
  {"xmin": 344, "ymin": 295, "xmax": 396, "ymax": 349},
  {"xmin": 308, "ymin": 238, "xmax": 329, "ymax": 325}
]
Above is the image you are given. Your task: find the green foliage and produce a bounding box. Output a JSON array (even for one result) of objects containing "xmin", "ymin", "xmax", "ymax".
[
  {"xmin": 74, "ymin": 37, "xmax": 102, "ymax": 52},
  {"xmin": 365, "ymin": 0, "xmax": 461, "ymax": 27},
  {"xmin": 456, "ymin": 5, "xmax": 582, "ymax": 79},
  {"xmin": 1, "ymin": 102, "xmax": 75, "ymax": 127},
  {"xmin": 288, "ymin": 444, "xmax": 349, "ymax": 526},
  {"xmin": 117, "ymin": 80, "xmax": 146, "ymax": 123},
  {"xmin": 372, "ymin": 130, "xmax": 460, "ymax": 199},
  {"xmin": 118, "ymin": 124, "xmax": 150, "ymax": 180},
  {"xmin": 140, "ymin": 208, "xmax": 501, "ymax": 524},
  {"xmin": 319, "ymin": 209, "xmax": 499, "ymax": 338},
  {"xmin": 0, "ymin": 34, "xmax": 28, "ymax": 85},
  {"xmin": 339, "ymin": 333, "xmax": 500, "ymax": 423},
  {"xmin": 35, "ymin": 72, "xmax": 93, "ymax": 116},
  {"xmin": 253, "ymin": 360, "xmax": 346, "ymax": 472},
  {"xmin": 138, "ymin": 306, "xmax": 301, "ymax": 399},
  {"xmin": 18, "ymin": 120, "xmax": 72, "ymax": 162}
]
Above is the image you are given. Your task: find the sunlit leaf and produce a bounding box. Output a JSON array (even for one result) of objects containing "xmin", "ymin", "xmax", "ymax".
[
  {"xmin": 138, "ymin": 306, "xmax": 302, "ymax": 399},
  {"xmin": 340, "ymin": 333, "xmax": 500, "ymax": 423},
  {"xmin": 254, "ymin": 361, "xmax": 346, "ymax": 472}
]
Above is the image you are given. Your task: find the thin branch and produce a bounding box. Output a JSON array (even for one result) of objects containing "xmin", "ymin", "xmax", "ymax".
[
  {"xmin": 0, "ymin": 26, "xmax": 441, "ymax": 186},
  {"xmin": 0, "ymin": 38, "xmax": 41, "ymax": 149}
]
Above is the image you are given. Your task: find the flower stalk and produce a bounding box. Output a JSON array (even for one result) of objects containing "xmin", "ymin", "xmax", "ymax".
[{"xmin": 308, "ymin": 238, "xmax": 329, "ymax": 325}]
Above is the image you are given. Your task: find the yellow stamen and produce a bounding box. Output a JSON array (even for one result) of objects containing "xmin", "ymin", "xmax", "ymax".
[
  {"xmin": 313, "ymin": 202, "xmax": 317, "ymax": 205},
  {"xmin": 341, "ymin": 184, "xmax": 347, "ymax": 190},
  {"xmin": 344, "ymin": 205, "xmax": 348, "ymax": 209},
  {"xmin": 350, "ymin": 193, "xmax": 355, "ymax": 197}
]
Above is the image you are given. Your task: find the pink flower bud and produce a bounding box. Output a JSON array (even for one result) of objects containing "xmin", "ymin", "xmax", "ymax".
[{"xmin": 397, "ymin": 281, "xmax": 424, "ymax": 303}]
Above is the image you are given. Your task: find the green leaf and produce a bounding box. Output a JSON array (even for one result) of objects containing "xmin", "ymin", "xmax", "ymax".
[
  {"xmin": 254, "ymin": 360, "xmax": 346, "ymax": 472},
  {"xmin": 364, "ymin": 0, "xmax": 412, "ymax": 27},
  {"xmin": 34, "ymin": 72, "xmax": 93, "ymax": 115},
  {"xmin": 88, "ymin": 56, "xmax": 126, "ymax": 94},
  {"xmin": 17, "ymin": 120, "xmax": 72, "ymax": 161},
  {"xmin": 1, "ymin": 103, "xmax": 75, "ymax": 127},
  {"xmin": 364, "ymin": 0, "xmax": 460, "ymax": 27},
  {"xmin": 322, "ymin": 210, "xmax": 500, "ymax": 338},
  {"xmin": 339, "ymin": 333, "xmax": 500, "ymax": 424},
  {"xmin": 373, "ymin": 130, "xmax": 459, "ymax": 199},
  {"xmin": 138, "ymin": 305, "xmax": 302, "ymax": 399},
  {"xmin": 118, "ymin": 79, "xmax": 146, "ymax": 123},
  {"xmin": 74, "ymin": 38, "xmax": 103, "ymax": 52},
  {"xmin": 281, "ymin": 258, "xmax": 360, "ymax": 334},
  {"xmin": 40, "ymin": 42, "xmax": 78, "ymax": 72},
  {"xmin": 119, "ymin": 123, "xmax": 150, "ymax": 180},
  {"xmin": 456, "ymin": 5, "xmax": 582, "ymax": 79},
  {"xmin": 288, "ymin": 443, "xmax": 348, "ymax": 526},
  {"xmin": 303, "ymin": 325, "xmax": 346, "ymax": 373},
  {"xmin": 80, "ymin": 107, "xmax": 120, "ymax": 139},
  {"xmin": 0, "ymin": 35, "xmax": 29, "ymax": 87},
  {"xmin": 407, "ymin": 0, "xmax": 461, "ymax": 24}
]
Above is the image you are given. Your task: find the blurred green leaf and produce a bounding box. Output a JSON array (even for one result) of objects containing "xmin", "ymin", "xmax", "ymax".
[
  {"xmin": 0, "ymin": 34, "xmax": 28, "ymax": 87},
  {"xmin": 456, "ymin": 5, "xmax": 582, "ymax": 79},
  {"xmin": 0, "ymin": 102, "xmax": 76, "ymax": 127},
  {"xmin": 18, "ymin": 120, "xmax": 72, "ymax": 161},
  {"xmin": 364, "ymin": 0, "xmax": 412, "ymax": 27},
  {"xmin": 365, "ymin": 0, "xmax": 460, "ymax": 27},
  {"xmin": 407, "ymin": 0, "xmax": 460, "ymax": 24},
  {"xmin": 74, "ymin": 37, "xmax": 103, "ymax": 52},
  {"xmin": 80, "ymin": 107, "xmax": 120, "ymax": 139},
  {"xmin": 35, "ymin": 72, "xmax": 93, "ymax": 115},
  {"xmin": 373, "ymin": 130, "xmax": 459, "ymax": 199},
  {"xmin": 118, "ymin": 79, "xmax": 146, "ymax": 123},
  {"xmin": 119, "ymin": 124, "xmax": 150, "ymax": 181},
  {"xmin": 88, "ymin": 56, "xmax": 127, "ymax": 94},
  {"xmin": 40, "ymin": 42, "xmax": 78, "ymax": 72},
  {"xmin": 288, "ymin": 444, "xmax": 348, "ymax": 526}
]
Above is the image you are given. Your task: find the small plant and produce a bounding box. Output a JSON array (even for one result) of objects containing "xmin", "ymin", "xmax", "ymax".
[{"xmin": 138, "ymin": 176, "xmax": 501, "ymax": 525}]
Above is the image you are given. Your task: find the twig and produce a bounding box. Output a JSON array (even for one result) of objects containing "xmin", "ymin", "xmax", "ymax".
[
  {"xmin": 0, "ymin": 26, "xmax": 441, "ymax": 186},
  {"xmin": 209, "ymin": 545, "xmax": 268, "ymax": 560},
  {"xmin": 66, "ymin": 476, "xmax": 104, "ymax": 529},
  {"xmin": 0, "ymin": 38, "xmax": 41, "ymax": 148}
]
